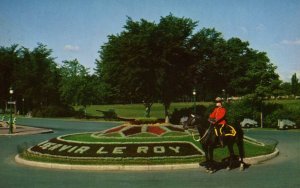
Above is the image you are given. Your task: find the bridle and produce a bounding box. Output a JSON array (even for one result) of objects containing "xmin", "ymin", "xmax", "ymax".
[{"xmin": 186, "ymin": 114, "xmax": 209, "ymax": 142}]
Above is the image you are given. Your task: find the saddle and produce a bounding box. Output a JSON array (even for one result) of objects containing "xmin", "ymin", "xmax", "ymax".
[
  {"xmin": 218, "ymin": 124, "xmax": 236, "ymax": 137},
  {"xmin": 201, "ymin": 124, "xmax": 236, "ymax": 146}
]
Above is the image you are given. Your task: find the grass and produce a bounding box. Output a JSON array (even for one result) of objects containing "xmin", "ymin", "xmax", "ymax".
[
  {"xmin": 79, "ymin": 99, "xmax": 300, "ymax": 119},
  {"xmin": 79, "ymin": 102, "xmax": 211, "ymax": 119},
  {"xmin": 267, "ymin": 99, "xmax": 300, "ymax": 112},
  {"xmin": 62, "ymin": 133, "xmax": 196, "ymax": 143}
]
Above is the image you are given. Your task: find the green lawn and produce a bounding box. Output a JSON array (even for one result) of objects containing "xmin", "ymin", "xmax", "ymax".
[
  {"xmin": 267, "ymin": 99, "xmax": 300, "ymax": 112},
  {"xmin": 81, "ymin": 102, "xmax": 211, "ymax": 119},
  {"xmin": 80, "ymin": 99, "xmax": 300, "ymax": 119}
]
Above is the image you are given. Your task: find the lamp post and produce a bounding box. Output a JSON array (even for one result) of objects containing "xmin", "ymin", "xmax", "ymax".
[
  {"xmin": 193, "ymin": 88, "xmax": 197, "ymax": 114},
  {"xmin": 222, "ymin": 89, "xmax": 226, "ymax": 101},
  {"xmin": 9, "ymin": 88, "xmax": 14, "ymax": 134},
  {"xmin": 22, "ymin": 98, "xmax": 25, "ymax": 115}
]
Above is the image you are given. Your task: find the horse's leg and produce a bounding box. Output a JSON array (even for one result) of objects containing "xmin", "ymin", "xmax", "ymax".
[
  {"xmin": 200, "ymin": 144, "xmax": 209, "ymax": 168},
  {"xmin": 227, "ymin": 142, "xmax": 235, "ymax": 170},
  {"xmin": 237, "ymin": 136, "xmax": 245, "ymax": 171},
  {"xmin": 206, "ymin": 146, "xmax": 216, "ymax": 173}
]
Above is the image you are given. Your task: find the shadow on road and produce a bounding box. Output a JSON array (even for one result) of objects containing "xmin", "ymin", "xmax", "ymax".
[{"xmin": 199, "ymin": 155, "xmax": 251, "ymax": 173}]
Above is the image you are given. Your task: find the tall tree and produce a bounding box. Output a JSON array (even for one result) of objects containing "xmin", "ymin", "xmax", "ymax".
[
  {"xmin": 291, "ymin": 73, "xmax": 299, "ymax": 96},
  {"xmin": 96, "ymin": 15, "xmax": 197, "ymax": 120},
  {"xmin": 95, "ymin": 14, "xmax": 281, "ymax": 118},
  {"xmin": 0, "ymin": 45, "xmax": 20, "ymax": 112},
  {"xmin": 154, "ymin": 15, "xmax": 197, "ymax": 119},
  {"xmin": 0, "ymin": 43, "xmax": 62, "ymax": 113},
  {"xmin": 189, "ymin": 28, "xmax": 227, "ymax": 100},
  {"xmin": 15, "ymin": 44, "xmax": 61, "ymax": 110},
  {"xmin": 59, "ymin": 59, "xmax": 90, "ymax": 107}
]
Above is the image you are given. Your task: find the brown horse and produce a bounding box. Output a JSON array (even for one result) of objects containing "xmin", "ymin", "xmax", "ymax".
[{"xmin": 182, "ymin": 114, "xmax": 246, "ymax": 173}]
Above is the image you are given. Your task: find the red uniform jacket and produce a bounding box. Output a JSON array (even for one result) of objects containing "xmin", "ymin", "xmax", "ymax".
[{"xmin": 209, "ymin": 107, "xmax": 226, "ymax": 125}]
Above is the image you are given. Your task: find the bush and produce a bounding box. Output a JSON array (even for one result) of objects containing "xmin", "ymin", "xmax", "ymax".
[
  {"xmin": 264, "ymin": 105, "xmax": 300, "ymax": 128},
  {"xmin": 170, "ymin": 105, "xmax": 207, "ymax": 125},
  {"xmin": 74, "ymin": 108, "xmax": 86, "ymax": 118},
  {"xmin": 32, "ymin": 105, "xmax": 76, "ymax": 117},
  {"xmin": 225, "ymin": 96, "xmax": 300, "ymax": 128},
  {"xmin": 225, "ymin": 99, "xmax": 261, "ymax": 126},
  {"xmin": 100, "ymin": 109, "xmax": 118, "ymax": 120}
]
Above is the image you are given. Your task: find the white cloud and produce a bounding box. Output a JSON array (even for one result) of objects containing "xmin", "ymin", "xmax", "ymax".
[
  {"xmin": 281, "ymin": 39, "xmax": 300, "ymax": 45},
  {"xmin": 64, "ymin": 44, "xmax": 80, "ymax": 51}
]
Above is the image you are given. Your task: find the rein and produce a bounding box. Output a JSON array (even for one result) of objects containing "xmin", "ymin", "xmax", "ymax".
[
  {"xmin": 191, "ymin": 128, "xmax": 209, "ymax": 142},
  {"xmin": 187, "ymin": 115, "xmax": 209, "ymax": 142}
]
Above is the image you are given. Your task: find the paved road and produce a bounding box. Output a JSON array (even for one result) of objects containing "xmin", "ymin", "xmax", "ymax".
[{"xmin": 0, "ymin": 118, "xmax": 299, "ymax": 188}]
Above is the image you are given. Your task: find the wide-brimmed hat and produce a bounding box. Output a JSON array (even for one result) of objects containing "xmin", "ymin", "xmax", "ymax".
[{"xmin": 215, "ymin": 97, "xmax": 223, "ymax": 102}]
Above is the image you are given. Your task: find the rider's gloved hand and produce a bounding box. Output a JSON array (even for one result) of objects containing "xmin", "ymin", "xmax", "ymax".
[{"xmin": 208, "ymin": 118, "xmax": 216, "ymax": 124}]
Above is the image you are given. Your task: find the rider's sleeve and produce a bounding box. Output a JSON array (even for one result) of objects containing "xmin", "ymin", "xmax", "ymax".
[{"xmin": 209, "ymin": 108, "xmax": 217, "ymax": 119}]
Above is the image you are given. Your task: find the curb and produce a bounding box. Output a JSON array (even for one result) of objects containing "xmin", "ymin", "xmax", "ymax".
[
  {"xmin": 243, "ymin": 148, "xmax": 279, "ymax": 164},
  {"xmin": 15, "ymin": 147, "xmax": 279, "ymax": 171},
  {"xmin": 0, "ymin": 125, "xmax": 53, "ymax": 136},
  {"xmin": 15, "ymin": 155, "xmax": 199, "ymax": 171}
]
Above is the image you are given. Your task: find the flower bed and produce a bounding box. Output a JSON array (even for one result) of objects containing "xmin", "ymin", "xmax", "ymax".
[
  {"xmin": 28, "ymin": 138, "xmax": 203, "ymax": 158},
  {"xmin": 20, "ymin": 124, "xmax": 206, "ymax": 165},
  {"xmin": 92, "ymin": 124, "xmax": 189, "ymax": 138},
  {"xmin": 147, "ymin": 126, "xmax": 166, "ymax": 135},
  {"xmin": 18, "ymin": 123, "xmax": 276, "ymax": 166}
]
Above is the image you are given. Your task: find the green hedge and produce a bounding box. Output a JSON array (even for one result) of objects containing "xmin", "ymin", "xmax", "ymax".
[
  {"xmin": 32, "ymin": 105, "xmax": 76, "ymax": 117},
  {"xmin": 225, "ymin": 96, "xmax": 300, "ymax": 128}
]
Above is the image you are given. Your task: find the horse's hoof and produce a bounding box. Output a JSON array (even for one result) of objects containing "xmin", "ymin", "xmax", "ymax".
[
  {"xmin": 226, "ymin": 166, "xmax": 231, "ymax": 171},
  {"xmin": 239, "ymin": 163, "xmax": 245, "ymax": 171}
]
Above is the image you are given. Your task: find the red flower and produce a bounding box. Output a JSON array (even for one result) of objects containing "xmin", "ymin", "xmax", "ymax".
[{"xmin": 147, "ymin": 126, "xmax": 166, "ymax": 135}]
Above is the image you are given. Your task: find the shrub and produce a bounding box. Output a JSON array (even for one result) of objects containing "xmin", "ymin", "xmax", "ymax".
[
  {"xmin": 170, "ymin": 105, "xmax": 207, "ymax": 125},
  {"xmin": 101, "ymin": 109, "xmax": 118, "ymax": 120},
  {"xmin": 74, "ymin": 108, "xmax": 86, "ymax": 118},
  {"xmin": 32, "ymin": 105, "xmax": 75, "ymax": 117},
  {"xmin": 225, "ymin": 96, "xmax": 300, "ymax": 128},
  {"xmin": 225, "ymin": 99, "xmax": 260, "ymax": 126}
]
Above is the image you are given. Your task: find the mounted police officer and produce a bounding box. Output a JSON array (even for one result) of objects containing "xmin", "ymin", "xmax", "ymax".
[{"xmin": 208, "ymin": 97, "xmax": 227, "ymax": 147}]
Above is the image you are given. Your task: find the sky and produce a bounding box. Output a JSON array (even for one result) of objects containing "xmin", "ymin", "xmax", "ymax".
[{"xmin": 0, "ymin": 0, "xmax": 299, "ymax": 81}]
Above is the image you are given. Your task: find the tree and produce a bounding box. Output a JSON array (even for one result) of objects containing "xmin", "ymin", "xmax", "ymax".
[
  {"xmin": 153, "ymin": 15, "xmax": 197, "ymax": 119},
  {"xmin": 59, "ymin": 59, "xmax": 91, "ymax": 107},
  {"xmin": 279, "ymin": 82, "xmax": 291, "ymax": 96},
  {"xmin": 95, "ymin": 14, "xmax": 281, "ymax": 119},
  {"xmin": 0, "ymin": 45, "xmax": 20, "ymax": 112},
  {"xmin": 15, "ymin": 44, "xmax": 61, "ymax": 110},
  {"xmin": 291, "ymin": 73, "xmax": 299, "ymax": 96},
  {"xmin": 96, "ymin": 18, "xmax": 160, "ymax": 115},
  {"xmin": 0, "ymin": 43, "xmax": 62, "ymax": 113},
  {"xmin": 96, "ymin": 15, "xmax": 197, "ymax": 120},
  {"xmin": 189, "ymin": 28, "xmax": 227, "ymax": 100}
]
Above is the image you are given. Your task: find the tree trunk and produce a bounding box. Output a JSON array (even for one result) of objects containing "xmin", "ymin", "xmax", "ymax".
[{"xmin": 163, "ymin": 102, "xmax": 170, "ymax": 123}]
